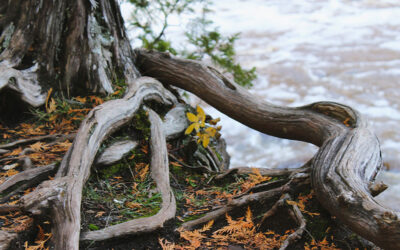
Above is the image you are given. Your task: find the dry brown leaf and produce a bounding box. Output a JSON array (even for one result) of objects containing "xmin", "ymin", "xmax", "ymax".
[
  {"xmin": 0, "ymin": 168, "xmax": 19, "ymax": 177},
  {"xmin": 47, "ymin": 98, "xmax": 57, "ymax": 113},
  {"xmin": 30, "ymin": 142, "xmax": 46, "ymax": 152},
  {"xmin": 170, "ymin": 161, "xmax": 181, "ymax": 167},
  {"xmin": 89, "ymin": 96, "xmax": 104, "ymax": 105},
  {"xmin": 138, "ymin": 164, "xmax": 149, "ymax": 181},
  {"xmin": 45, "ymin": 88, "xmax": 53, "ymax": 111},
  {"xmin": 95, "ymin": 211, "xmax": 106, "ymax": 218},
  {"xmin": 125, "ymin": 201, "xmax": 141, "ymax": 209},
  {"xmin": 199, "ymin": 220, "xmax": 214, "ymax": 232},
  {"xmin": 36, "ymin": 225, "xmax": 45, "ymax": 241},
  {"xmin": 158, "ymin": 238, "xmax": 176, "ymax": 250},
  {"xmin": 75, "ymin": 96, "xmax": 86, "ymax": 103},
  {"xmin": 5, "ymin": 147, "xmax": 22, "ymax": 156}
]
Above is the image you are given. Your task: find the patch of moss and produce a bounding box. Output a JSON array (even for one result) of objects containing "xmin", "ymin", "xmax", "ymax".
[
  {"xmin": 99, "ymin": 162, "xmax": 128, "ymax": 178},
  {"xmin": 183, "ymin": 213, "xmax": 205, "ymax": 222},
  {"xmin": 131, "ymin": 108, "xmax": 151, "ymax": 141}
]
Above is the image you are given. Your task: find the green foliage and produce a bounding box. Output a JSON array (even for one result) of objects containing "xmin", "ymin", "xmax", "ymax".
[
  {"xmin": 132, "ymin": 108, "xmax": 151, "ymax": 141},
  {"xmin": 185, "ymin": 30, "xmax": 256, "ymax": 87},
  {"xmin": 127, "ymin": 0, "xmax": 199, "ymax": 54},
  {"xmin": 127, "ymin": 0, "xmax": 256, "ymax": 87},
  {"xmin": 99, "ymin": 162, "xmax": 127, "ymax": 178},
  {"xmin": 88, "ymin": 224, "xmax": 99, "ymax": 231}
]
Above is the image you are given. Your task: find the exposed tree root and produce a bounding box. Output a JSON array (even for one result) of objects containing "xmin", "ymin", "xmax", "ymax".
[
  {"xmin": 136, "ymin": 49, "xmax": 400, "ymax": 249},
  {"xmin": 0, "ymin": 231, "xmax": 17, "ymax": 249},
  {"xmin": 259, "ymin": 194, "xmax": 291, "ymax": 226},
  {"xmin": 17, "ymin": 77, "xmax": 176, "ymax": 249},
  {"xmin": 80, "ymin": 108, "xmax": 176, "ymax": 241},
  {"xmin": 216, "ymin": 165, "xmax": 310, "ymax": 180},
  {"xmin": 168, "ymin": 153, "xmax": 202, "ymax": 170}
]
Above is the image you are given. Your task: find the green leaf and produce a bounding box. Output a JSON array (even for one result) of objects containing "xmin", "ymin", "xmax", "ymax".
[{"xmin": 88, "ymin": 224, "xmax": 99, "ymax": 231}]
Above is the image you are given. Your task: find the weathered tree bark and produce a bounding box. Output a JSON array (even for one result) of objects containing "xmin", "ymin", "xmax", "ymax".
[
  {"xmin": 0, "ymin": 0, "xmax": 139, "ymax": 106},
  {"xmin": 1, "ymin": 0, "xmax": 399, "ymax": 249}
]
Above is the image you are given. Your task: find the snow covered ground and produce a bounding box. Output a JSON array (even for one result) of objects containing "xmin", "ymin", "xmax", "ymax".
[{"xmin": 121, "ymin": 0, "xmax": 400, "ymax": 210}]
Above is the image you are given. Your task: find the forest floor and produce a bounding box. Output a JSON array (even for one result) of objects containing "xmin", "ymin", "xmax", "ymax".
[{"xmin": 0, "ymin": 93, "xmax": 375, "ymax": 249}]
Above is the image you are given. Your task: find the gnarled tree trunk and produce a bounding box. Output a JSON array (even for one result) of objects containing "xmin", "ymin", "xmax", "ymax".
[
  {"xmin": 0, "ymin": 0, "xmax": 398, "ymax": 249},
  {"xmin": 0, "ymin": 0, "xmax": 139, "ymax": 106}
]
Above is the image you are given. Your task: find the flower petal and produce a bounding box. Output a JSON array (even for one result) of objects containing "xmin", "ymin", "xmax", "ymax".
[
  {"xmin": 186, "ymin": 112, "xmax": 198, "ymax": 122},
  {"xmin": 185, "ymin": 123, "xmax": 195, "ymax": 135},
  {"xmin": 202, "ymin": 135, "xmax": 210, "ymax": 148},
  {"xmin": 197, "ymin": 105, "xmax": 206, "ymax": 124},
  {"xmin": 205, "ymin": 127, "xmax": 216, "ymax": 137},
  {"xmin": 209, "ymin": 118, "xmax": 220, "ymax": 125},
  {"xmin": 194, "ymin": 123, "xmax": 200, "ymax": 132}
]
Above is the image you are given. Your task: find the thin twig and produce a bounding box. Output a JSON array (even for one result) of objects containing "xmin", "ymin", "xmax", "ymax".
[
  {"xmin": 215, "ymin": 166, "xmax": 309, "ymax": 180},
  {"xmin": 0, "ymin": 133, "xmax": 76, "ymax": 150},
  {"xmin": 280, "ymin": 195, "xmax": 307, "ymax": 250}
]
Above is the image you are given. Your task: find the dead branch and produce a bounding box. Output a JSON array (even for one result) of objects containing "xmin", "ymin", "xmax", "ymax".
[
  {"xmin": 216, "ymin": 166, "xmax": 309, "ymax": 180},
  {"xmin": 0, "ymin": 133, "xmax": 76, "ymax": 150},
  {"xmin": 259, "ymin": 194, "xmax": 290, "ymax": 226},
  {"xmin": 280, "ymin": 196, "xmax": 307, "ymax": 250},
  {"xmin": 0, "ymin": 163, "xmax": 57, "ymax": 194}
]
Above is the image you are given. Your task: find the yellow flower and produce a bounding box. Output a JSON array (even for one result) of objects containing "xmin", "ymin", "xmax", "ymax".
[
  {"xmin": 196, "ymin": 127, "xmax": 216, "ymax": 148},
  {"xmin": 205, "ymin": 127, "xmax": 217, "ymax": 137},
  {"xmin": 185, "ymin": 105, "xmax": 206, "ymax": 135}
]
